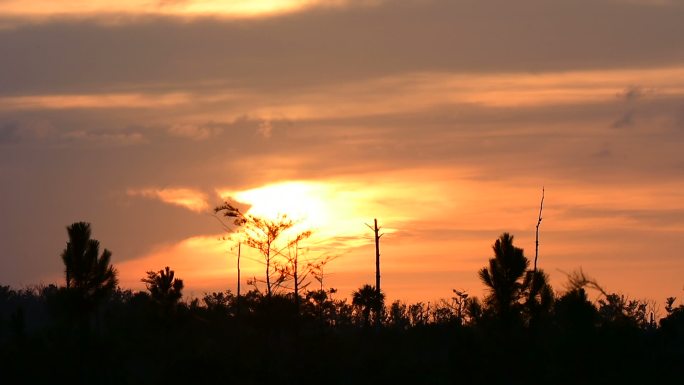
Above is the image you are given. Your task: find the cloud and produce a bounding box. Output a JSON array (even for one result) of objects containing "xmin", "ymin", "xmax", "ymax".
[
  {"xmin": 0, "ymin": 92, "xmax": 189, "ymax": 110},
  {"xmin": 616, "ymin": 85, "xmax": 648, "ymax": 102},
  {"xmin": 63, "ymin": 129, "xmax": 146, "ymax": 145},
  {"xmin": 612, "ymin": 108, "xmax": 636, "ymax": 128},
  {"xmin": 2, "ymin": 0, "xmax": 684, "ymax": 96},
  {"xmin": 676, "ymin": 105, "xmax": 684, "ymax": 129},
  {"xmin": 611, "ymin": 85, "xmax": 656, "ymax": 128},
  {"xmin": 257, "ymin": 120, "xmax": 273, "ymax": 139},
  {"xmin": 127, "ymin": 187, "xmax": 211, "ymax": 213},
  {"xmin": 0, "ymin": 0, "xmax": 384, "ymax": 22},
  {"xmin": 0, "ymin": 119, "xmax": 54, "ymax": 142},
  {"xmin": 168, "ymin": 123, "xmax": 222, "ymax": 141}
]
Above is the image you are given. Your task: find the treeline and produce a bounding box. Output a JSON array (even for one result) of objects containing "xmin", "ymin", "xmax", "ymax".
[{"xmin": 1, "ymin": 222, "xmax": 683, "ymax": 384}]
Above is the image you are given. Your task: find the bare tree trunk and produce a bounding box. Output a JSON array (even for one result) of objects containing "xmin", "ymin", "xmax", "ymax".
[
  {"xmin": 266, "ymin": 254, "xmax": 271, "ymax": 297},
  {"xmin": 294, "ymin": 248, "xmax": 300, "ymax": 313},
  {"xmin": 534, "ymin": 187, "xmax": 545, "ymax": 273},
  {"xmin": 237, "ymin": 242, "xmax": 241, "ymax": 317},
  {"xmin": 266, "ymin": 240, "xmax": 272, "ymax": 297},
  {"xmin": 367, "ymin": 218, "xmax": 384, "ymax": 327},
  {"xmin": 373, "ymin": 218, "xmax": 381, "ymax": 294}
]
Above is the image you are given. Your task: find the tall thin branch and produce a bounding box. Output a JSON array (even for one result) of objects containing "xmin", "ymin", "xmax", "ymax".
[
  {"xmin": 365, "ymin": 218, "xmax": 383, "ymax": 295},
  {"xmin": 534, "ymin": 187, "xmax": 545, "ymax": 273},
  {"xmin": 236, "ymin": 241, "xmax": 241, "ymax": 317}
]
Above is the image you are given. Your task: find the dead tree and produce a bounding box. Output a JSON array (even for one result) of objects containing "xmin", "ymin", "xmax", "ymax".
[
  {"xmin": 366, "ymin": 218, "xmax": 384, "ymax": 325},
  {"xmin": 213, "ymin": 209, "xmax": 245, "ymax": 312},
  {"xmin": 534, "ymin": 187, "xmax": 545, "ymax": 273},
  {"xmin": 366, "ymin": 218, "xmax": 384, "ymax": 295}
]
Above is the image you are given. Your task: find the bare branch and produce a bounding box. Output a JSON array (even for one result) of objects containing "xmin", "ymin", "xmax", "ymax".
[
  {"xmin": 561, "ymin": 268, "xmax": 608, "ymax": 297},
  {"xmin": 534, "ymin": 187, "xmax": 544, "ymax": 273}
]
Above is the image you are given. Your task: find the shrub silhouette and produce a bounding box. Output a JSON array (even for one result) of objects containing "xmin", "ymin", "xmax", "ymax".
[
  {"xmin": 141, "ymin": 266, "xmax": 184, "ymax": 309},
  {"xmin": 2, "ymin": 225, "xmax": 683, "ymax": 384},
  {"xmin": 352, "ymin": 284, "xmax": 384, "ymax": 327}
]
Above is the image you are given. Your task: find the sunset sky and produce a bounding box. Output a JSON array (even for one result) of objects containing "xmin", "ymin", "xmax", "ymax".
[{"xmin": 1, "ymin": 0, "xmax": 683, "ymax": 305}]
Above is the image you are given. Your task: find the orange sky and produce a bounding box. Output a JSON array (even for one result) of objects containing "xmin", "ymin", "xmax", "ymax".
[{"xmin": 1, "ymin": 0, "xmax": 684, "ymax": 307}]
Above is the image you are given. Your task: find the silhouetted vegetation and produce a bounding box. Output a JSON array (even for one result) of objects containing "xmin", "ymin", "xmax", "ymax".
[{"xmin": 1, "ymin": 222, "xmax": 682, "ymax": 384}]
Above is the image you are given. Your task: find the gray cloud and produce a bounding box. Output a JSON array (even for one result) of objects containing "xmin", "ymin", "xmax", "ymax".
[
  {"xmin": 617, "ymin": 85, "xmax": 648, "ymax": 102},
  {"xmin": 612, "ymin": 108, "xmax": 636, "ymax": 128},
  {"xmin": 1, "ymin": 0, "xmax": 684, "ymax": 96},
  {"xmin": 0, "ymin": 119, "xmax": 54, "ymax": 142}
]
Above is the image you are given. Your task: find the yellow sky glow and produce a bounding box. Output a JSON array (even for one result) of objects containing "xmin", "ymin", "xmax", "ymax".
[
  {"xmin": 117, "ymin": 171, "xmax": 684, "ymax": 302},
  {"xmin": 215, "ymin": 179, "xmax": 416, "ymax": 248}
]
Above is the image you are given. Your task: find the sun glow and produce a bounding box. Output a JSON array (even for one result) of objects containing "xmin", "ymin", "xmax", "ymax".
[
  {"xmin": 230, "ymin": 181, "xmax": 331, "ymax": 231},
  {"xmin": 217, "ymin": 181, "xmax": 378, "ymax": 252},
  {"xmin": 216, "ymin": 174, "xmax": 454, "ymax": 249}
]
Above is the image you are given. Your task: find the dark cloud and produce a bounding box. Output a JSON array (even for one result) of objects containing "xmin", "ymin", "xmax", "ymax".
[
  {"xmin": 612, "ymin": 108, "xmax": 636, "ymax": 128},
  {"xmin": 0, "ymin": 121, "xmax": 21, "ymax": 142},
  {"xmin": 617, "ymin": 85, "xmax": 647, "ymax": 102},
  {"xmin": 1, "ymin": 0, "xmax": 684, "ymax": 95},
  {"xmin": 675, "ymin": 104, "xmax": 684, "ymax": 129}
]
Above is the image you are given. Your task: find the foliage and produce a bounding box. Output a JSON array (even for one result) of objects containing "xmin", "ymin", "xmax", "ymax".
[
  {"xmin": 1, "ymin": 223, "xmax": 682, "ymax": 383},
  {"xmin": 215, "ymin": 202, "xmax": 310, "ymax": 297},
  {"xmin": 553, "ymin": 287, "xmax": 598, "ymax": 331},
  {"xmin": 597, "ymin": 293, "xmax": 649, "ymax": 329},
  {"xmin": 352, "ymin": 284, "xmax": 385, "ymax": 327},
  {"xmin": 478, "ymin": 233, "xmax": 553, "ymax": 326},
  {"xmin": 61, "ymin": 222, "xmax": 118, "ymax": 306},
  {"xmin": 141, "ymin": 266, "xmax": 184, "ymax": 308}
]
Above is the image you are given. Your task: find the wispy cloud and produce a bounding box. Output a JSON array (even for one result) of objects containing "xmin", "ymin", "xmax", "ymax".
[
  {"xmin": 0, "ymin": 93, "xmax": 189, "ymax": 110},
  {"xmin": 9, "ymin": 67, "xmax": 679, "ymax": 121},
  {"xmin": 0, "ymin": 119, "xmax": 54, "ymax": 143},
  {"xmin": 168, "ymin": 123, "xmax": 222, "ymax": 141},
  {"xmin": 128, "ymin": 187, "xmax": 210, "ymax": 213},
  {"xmin": 63, "ymin": 129, "xmax": 146, "ymax": 145}
]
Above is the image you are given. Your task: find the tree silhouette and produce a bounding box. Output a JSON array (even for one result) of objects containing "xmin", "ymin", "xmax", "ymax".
[
  {"xmin": 352, "ymin": 284, "xmax": 384, "ymax": 327},
  {"xmin": 215, "ymin": 201, "xmax": 308, "ymax": 297},
  {"xmin": 554, "ymin": 287, "xmax": 598, "ymax": 332},
  {"xmin": 60, "ymin": 222, "xmax": 117, "ymax": 307},
  {"xmin": 277, "ymin": 235, "xmax": 340, "ymax": 315},
  {"xmin": 522, "ymin": 269, "xmax": 554, "ymax": 324},
  {"xmin": 141, "ymin": 266, "xmax": 184, "ymax": 308},
  {"xmin": 478, "ymin": 233, "xmax": 529, "ymax": 324}
]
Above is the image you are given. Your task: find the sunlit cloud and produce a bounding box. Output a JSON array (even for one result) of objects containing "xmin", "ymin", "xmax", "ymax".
[
  {"xmin": 128, "ymin": 187, "xmax": 210, "ymax": 213},
  {"xmin": 152, "ymin": 66, "xmax": 684, "ymax": 124},
  {"xmin": 0, "ymin": 0, "xmax": 382, "ymax": 21},
  {"xmin": 3, "ymin": 67, "xmax": 684, "ymax": 122},
  {"xmin": 0, "ymin": 92, "xmax": 189, "ymax": 110}
]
